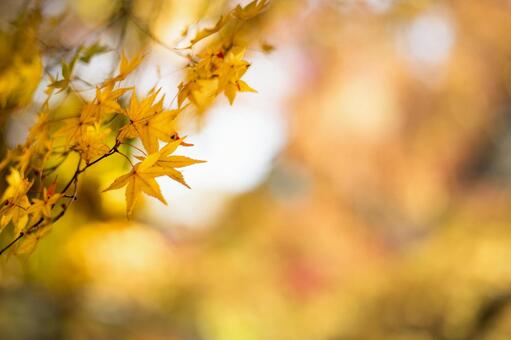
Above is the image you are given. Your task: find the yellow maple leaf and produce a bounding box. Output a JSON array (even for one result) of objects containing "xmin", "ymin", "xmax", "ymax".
[
  {"xmin": 220, "ymin": 47, "xmax": 251, "ymax": 81},
  {"xmin": 120, "ymin": 52, "xmax": 144, "ymax": 78},
  {"xmin": 135, "ymin": 139, "xmax": 206, "ymax": 188},
  {"xmin": 104, "ymin": 152, "xmax": 170, "ymax": 216},
  {"xmin": 118, "ymin": 89, "xmax": 180, "ymax": 153},
  {"xmin": 29, "ymin": 186, "xmax": 62, "ymax": 223},
  {"xmin": 94, "ymin": 84, "xmax": 130, "ymax": 119},
  {"xmin": 74, "ymin": 124, "xmax": 111, "ymax": 164},
  {"xmin": 187, "ymin": 16, "xmax": 228, "ymax": 48},
  {"xmin": 55, "ymin": 103, "xmax": 98, "ymax": 143},
  {"xmin": 224, "ymin": 79, "xmax": 257, "ymax": 105},
  {"xmin": 104, "ymin": 52, "xmax": 144, "ymax": 86},
  {"xmin": 178, "ymin": 78, "xmax": 219, "ymax": 109},
  {"xmin": 216, "ymin": 47, "xmax": 256, "ymax": 103},
  {"xmin": 0, "ymin": 169, "xmax": 31, "ymax": 232}
]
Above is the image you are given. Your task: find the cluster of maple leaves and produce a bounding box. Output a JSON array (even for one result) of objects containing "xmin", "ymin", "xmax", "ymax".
[{"xmin": 0, "ymin": 0, "xmax": 269, "ymax": 254}]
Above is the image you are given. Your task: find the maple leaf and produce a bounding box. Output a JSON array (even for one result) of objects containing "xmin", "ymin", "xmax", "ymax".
[
  {"xmin": 55, "ymin": 103, "xmax": 98, "ymax": 143},
  {"xmin": 120, "ymin": 52, "xmax": 144, "ymax": 77},
  {"xmin": 220, "ymin": 47, "xmax": 251, "ymax": 81},
  {"xmin": 178, "ymin": 78, "xmax": 219, "ymax": 109},
  {"xmin": 0, "ymin": 169, "xmax": 32, "ymax": 232},
  {"xmin": 104, "ymin": 52, "xmax": 144, "ymax": 86},
  {"xmin": 74, "ymin": 124, "xmax": 111, "ymax": 164},
  {"xmin": 187, "ymin": 16, "xmax": 228, "ymax": 48},
  {"xmin": 104, "ymin": 152, "xmax": 171, "ymax": 216},
  {"xmin": 118, "ymin": 89, "xmax": 180, "ymax": 153},
  {"xmin": 177, "ymin": 80, "xmax": 204, "ymax": 108},
  {"xmin": 216, "ymin": 47, "xmax": 255, "ymax": 103},
  {"xmin": 79, "ymin": 43, "xmax": 109, "ymax": 63},
  {"xmin": 21, "ymin": 108, "xmax": 53, "ymax": 173},
  {"xmin": 1, "ymin": 169, "xmax": 32, "ymax": 202},
  {"xmin": 29, "ymin": 186, "xmax": 62, "ymax": 223},
  {"xmin": 56, "ymin": 85, "xmax": 128, "ymax": 145},
  {"xmin": 93, "ymin": 84, "xmax": 130, "ymax": 119},
  {"xmin": 48, "ymin": 47, "xmax": 85, "ymax": 93},
  {"xmin": 225, "ymin": 79, "xmax": 257, "ymax": 105},
  {"xmin": 135, "ymin": 139, "xmax": 205, "ymax": 188},
  {"xmin": 178, "ymin": 40, "xmax": 256, "ymax": 109}
]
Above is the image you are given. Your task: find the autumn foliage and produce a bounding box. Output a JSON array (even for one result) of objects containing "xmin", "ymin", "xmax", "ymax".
[{"xmin": 0, "ymin": 0, "xmax": 268, "ymax": 255}]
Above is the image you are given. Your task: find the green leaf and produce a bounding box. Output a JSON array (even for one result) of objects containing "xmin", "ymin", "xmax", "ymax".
[{"xmin": 79, "ymin": 43, "xmax": 109, "ymax": 63}]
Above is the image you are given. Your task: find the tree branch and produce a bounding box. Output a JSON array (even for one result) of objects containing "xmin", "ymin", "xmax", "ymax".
[{"xmin": 0, "ymin": 141, "xmax": 121, "ymax": 256}]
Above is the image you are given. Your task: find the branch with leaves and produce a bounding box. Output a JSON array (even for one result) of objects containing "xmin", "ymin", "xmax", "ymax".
[{"xmin": 0, "ymin": 0, "xmax": 269, "ymax": 255}]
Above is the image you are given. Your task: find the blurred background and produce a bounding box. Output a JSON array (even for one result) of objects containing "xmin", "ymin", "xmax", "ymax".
[{"xmin": 2, "ymin": 0, "xmax": 511, "ymax": 339}]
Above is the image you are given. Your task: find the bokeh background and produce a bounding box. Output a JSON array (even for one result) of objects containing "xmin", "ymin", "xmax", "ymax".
[{"xmin": 2, "ymin": 0, "xmax": 511, "ymax": 339}]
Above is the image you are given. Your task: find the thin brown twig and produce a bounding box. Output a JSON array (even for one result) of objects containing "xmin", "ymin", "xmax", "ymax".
[
  {"xmin": 128, "ymin": 15, "xmax": 190, "ymax": 59},
  {"xmin": 121, "ymin": 142, "xmax": 146, "ymax": 156},
  {"xmin": 115, "ymin": 149, "xmax": 134, "ymax": 167}
]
